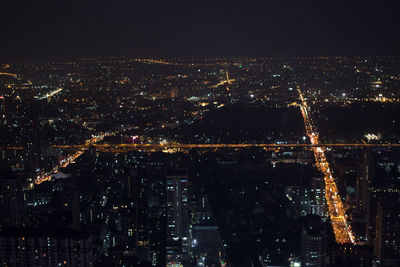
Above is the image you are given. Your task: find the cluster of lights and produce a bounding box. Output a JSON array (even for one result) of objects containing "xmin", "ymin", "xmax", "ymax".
[
  {"xmin": 364, "ymin": 133, "xmax": 379, "ymax": 142},
  {"xmin": 35, "ymin": 88, "xmax": 62, "ymax": 100}
]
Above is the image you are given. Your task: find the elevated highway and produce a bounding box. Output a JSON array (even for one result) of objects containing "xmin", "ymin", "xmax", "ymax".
[{"xmin": 2, "ymin": 142, "xmax": 400, "ymax": 151}]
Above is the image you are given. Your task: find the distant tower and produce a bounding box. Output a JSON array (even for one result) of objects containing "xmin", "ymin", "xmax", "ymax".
[
  {"xmin": 170, "ymin": 88, "xmax": 179, "ymax": 98},
  {"xmin": 166, "ymin": 174, "xmax": 189, "ymax": 265}
]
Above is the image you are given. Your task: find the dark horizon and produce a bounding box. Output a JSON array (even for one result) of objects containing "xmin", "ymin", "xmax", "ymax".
[{"xmin": 1, "ymin": 0, "xmax": 399, "ymax": 60}]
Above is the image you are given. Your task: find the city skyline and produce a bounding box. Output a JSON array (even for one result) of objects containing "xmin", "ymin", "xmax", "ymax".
[
  {"xmin": 1, "ymin": 1, "xmax": 400, "ymax": 266},
  {"xmin": 1, "ymin": 56, "xmax": 400, "ymax": 266}
]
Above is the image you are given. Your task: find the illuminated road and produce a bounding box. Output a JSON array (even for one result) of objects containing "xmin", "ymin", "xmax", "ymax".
[
  {"xmin": 35, "ymin": 88, "xmax": 62, "ymax": 100},
  {"xmin": 50, "ymin": 142, "xmax": 400, "ymax": 151},
  {"xmin": 210, "ymin": 69, "xmax": 236, "ymax": 91},
  {"xmin": 33, "ymin": 132, "xmax": 114, "ymax": 186},
  {"xmin": 297, "ymin": 86, "xmax": 355, "ymax": 244},
  {"xmin": 2, "ymin": 142, "xmax": 399, "ymax": 152},
  {"xmin": 0, "ymin": 72, "xmax": 18, "ymax": 78},
  {"xmin": 32, "ymin": 125, "xmax": 139, "ymax": 186}
]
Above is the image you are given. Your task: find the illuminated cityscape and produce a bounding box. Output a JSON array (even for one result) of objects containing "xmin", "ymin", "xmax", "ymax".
[
  {"xmin": 1, "ymin": 56, "xmax": 400, "ymax": 267},
  {"xmin": 1, "ymin": 1, "xmax": 400, "ymax": 266}
]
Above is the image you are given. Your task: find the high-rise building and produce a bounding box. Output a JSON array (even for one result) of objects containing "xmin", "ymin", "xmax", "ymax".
[
  {"xmin": 285, "ymin": 177, "xmax": 326, "ymax": 218},
  {"xmin": 0, "ymin": 227, "xmax": 94, "ymax": 267},
  {"xmin": 121, "ymin": 168, "xmax": 150, "ymax": 263},
  {"xmin": 310, "ymin": 177, "xmax": 327, "ymax": 218},
  {"xmin": 356, "ymin": 151, "xmax": 372, "ymax": 213},
  {"xmin": 301, "ymin": 216, "xmax": 327, "ymax": 267},
  {"xmin": 191, "ymin": 194, "xmax": 226, "ymax": 266},
  {"xmin": 374, "ymin": 200, "xmax": 400, "ymax": 266},
  {"xmin": 0, "ymin": 165, "xmax": 24, "ymax": 230},
  {"xmin": 285, "ymin": 186, "xmax": 312, "ymax": 217},
  {"xmin": 357, "ymin": 150, "xmax": 373, "ymax": 242},
  {"xmin": 22, "ymin": 120, "xmax": 41, "ymax": 172},
  {"xmin": 166, "ymin": 174, "xmax": 189, "ymax": 266}
]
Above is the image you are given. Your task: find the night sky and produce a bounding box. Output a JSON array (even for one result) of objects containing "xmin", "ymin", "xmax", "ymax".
[{"xmin": 1, "ymin": 0, "xmax": 399, "ymax": 59}]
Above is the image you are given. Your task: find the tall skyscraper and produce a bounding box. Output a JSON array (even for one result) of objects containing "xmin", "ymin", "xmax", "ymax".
[
  {"xmin": 166, "ymin": 174, "xmax": 189, "ymax": 266},
  {"xmin": 310, "ymin": 177, "xmax": 327, "ymax": 218},
  {"xmin": 374, "ymin": 200, "xmax": 400, "ymax": 266},
  {"xmin": 301, "ymin": 216, "xmax": 327, "ymax": 267},
  {"xmin": 357, "ymin": 150, "xmax": 373, "ymax": 241},
  {"xmin": 121, "ymin": 168, "xmax": 150, "ymax": 262},
  {"xmin": 356, "ymin": 151, "xmax": 372, "ymax": 213}
]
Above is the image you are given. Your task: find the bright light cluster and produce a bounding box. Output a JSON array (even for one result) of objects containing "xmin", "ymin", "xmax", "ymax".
[{"xmin": 298, "ymin": 87, "xmax": 355, "ymax": 244}]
